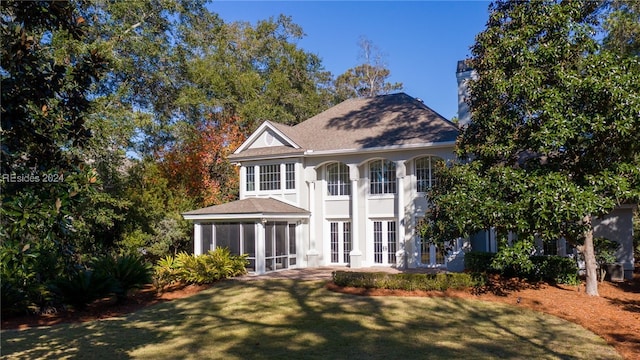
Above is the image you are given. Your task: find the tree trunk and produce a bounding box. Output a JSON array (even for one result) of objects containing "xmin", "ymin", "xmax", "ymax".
[{"xmin": 582, "ymin": 215, "xmax": 599, "ymax": 296}]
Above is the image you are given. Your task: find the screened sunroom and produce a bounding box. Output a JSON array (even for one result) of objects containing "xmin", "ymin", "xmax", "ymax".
[{"xmin": 182, "ymin": 197, "xmax": 310, "ymax": 274}]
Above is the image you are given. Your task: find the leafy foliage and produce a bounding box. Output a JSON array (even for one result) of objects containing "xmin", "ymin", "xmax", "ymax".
[
  {"xmin": 0, "ymin": 237, "xmax": 64, "ymax": 315},
  {"xmin": 463, "ymin": 252, "xmax": 497, "ymax": 274},
  {"xmin": 464, "ymin": 252, "xmax": 579, "ymax": 285},
  {"xmin": 529, "ymin": 256, "xmax": 580, "ymax": 285},
  {"xmin": 633, "ymin": 210, "xmax": 640, "ymax": 259},
  {"xmin": 423, "ymin": 0, "xmax": 640, "ymax": 296},
  {"xmin": 152, "ymin": 255, "xmax": 184, "ymax": 291},
  {"xmin": 491, "ymin": 240, "xmax": 537, "ymax": 276},
  {"xmin": 179, "ymin": 14, "xmax": 334, "ymax": 131},
  {"xmin": 92, "ymin": 254, "xmax": 152, "ymax": 302},
  {"xmin": 53, "ymin": 269, "xmax": 114, "ymax": 310},
  {"xmin": 334, "ymin": 37, "xmax": 403, "ymax": 101},
  {"xmin": 153, "ymin": 248, "xmax": 248, "ymax": 290},
  {"xmin": 159, "ymin": 117, "xmax": 245, "ymax": 207},
  {"xmin": 331, "ymin": 271, "xmax": 482, "ymax": 291},
  {"xmin": 603, "ymin": 1, "xmax": 640, "ymax": 57},
  {"xmin": 593, "ymin": 237, "xmax": 620, "ymax": 265},
  {"xmin": 118, "ymin": 160, "xmax": 195, "ymax": 260}
]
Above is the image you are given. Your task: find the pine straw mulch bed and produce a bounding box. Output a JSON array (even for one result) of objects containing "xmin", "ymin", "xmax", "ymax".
[{"xmin": 2, "ymin": 271, "xmax": 639, "ymax": 360}]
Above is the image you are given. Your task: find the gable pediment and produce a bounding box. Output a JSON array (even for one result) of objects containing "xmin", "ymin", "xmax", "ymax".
[
  {"xmin": 233, "ymin": 121, "xmax": 301, "ymax": 155},
  {"xmin": 253, "ymin": 129, "xmax": 289, "ymax": 148}
]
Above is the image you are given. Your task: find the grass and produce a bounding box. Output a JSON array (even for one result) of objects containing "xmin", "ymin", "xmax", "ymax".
[{"xmin": 1, "ymin": 279, "xmax": 621, "ymax": 360}]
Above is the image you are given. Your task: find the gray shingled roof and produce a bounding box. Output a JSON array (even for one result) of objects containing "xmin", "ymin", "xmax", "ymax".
[
  {"xmin": 182, "ymin": 197, "xmax": 309, "ymax": 217},
  {"xmin": 231, "ymin": 93, "xmax": 458, "ymax": 159}
]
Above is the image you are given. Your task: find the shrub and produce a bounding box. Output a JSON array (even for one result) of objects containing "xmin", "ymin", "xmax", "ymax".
[
  {"xmin": 332, "ymin": 271, "xmax": 387, "ymax": 288},
  {"xmin": 465, "ymin": 246, "xmax": 578, "ymax": 285},
  {"xmin": 93, "ymin": 254, "xmax": 152, "ymax": 302},
  {"xmin": 530, "ymin": 256, "xmax": 579, "ymax": 285},
  {"xmin": 490, "ymin": 240, "xmax": 536, "ymax": 277},
  {"xmin": 331, "ymin": 271, "xmax": 482, "ymax": 291},
  {"xmin": 53, "ymin": 268, "xmax": 114, "ymax": 309},
  {"xmin": 154, "ymin": 248, "xmax": 248, "ymax": 287},
  {"xmin": 464, "ymin": 251, "xmax": 496, "ymax": 273},
  {"xmin": 153, "ymin": 254, "xmax": 183, "ymax": 291},
  {"xmin": 0, "ymin": 239, "xmax": 63, "ymax": 315},
  {"xmin": 174, "ymin": 252, "xmax": 206, "ymax": 284},
  {"xmin": 1, "ymin": 281, "xmax": 29, "ymax": 316}
]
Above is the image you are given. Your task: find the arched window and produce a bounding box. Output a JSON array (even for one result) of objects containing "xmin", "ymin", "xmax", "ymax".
[
  {"xmin": 369, "ymin": 159, "xmax": 396, "ymax": 194},
  {"xmin": 416, "ymin": 156, "xmax": 443, "ymax": 192},
  {"xmin": 327, "ymin": 162, "xmax": 350, "ymax": 196}
]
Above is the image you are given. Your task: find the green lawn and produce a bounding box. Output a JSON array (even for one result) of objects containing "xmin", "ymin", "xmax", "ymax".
[{"xmin": 1, "ymin": 279, "xmax": 620, "ymax": 360}]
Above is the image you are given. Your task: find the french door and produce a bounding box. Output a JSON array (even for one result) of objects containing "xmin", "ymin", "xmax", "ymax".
[
  {"xmin": 330, "ymin": 221, "xmax": 351, "ymax": 264},
  {"xmin": 373, "ymin": 220, "xmax": 397, "ymax": 265},
  {"xmin": 418, "ymin": 238, "xmax": 445, "ymax": 266}
]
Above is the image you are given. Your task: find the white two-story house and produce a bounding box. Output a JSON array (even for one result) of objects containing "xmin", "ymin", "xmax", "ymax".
[
  {"xmin": 183, "ymin": 62, "xmax": 635, "ymax": 278},
  {"xmin": 183, "ymin": 92, "xmax": 464, "ymax": 274}
]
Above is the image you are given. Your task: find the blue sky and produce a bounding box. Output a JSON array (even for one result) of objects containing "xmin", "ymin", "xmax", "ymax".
[{"xmin": 210, "ymin": 1, "xmax": 492, "ymax": 120}]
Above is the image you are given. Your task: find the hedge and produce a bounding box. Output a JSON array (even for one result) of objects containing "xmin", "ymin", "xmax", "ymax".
[
  {"xmin": 464, "ymin": 251, "xmax": 579, "ymax": 285},
  {"xmin": 464, "ymin": 251, "xmax": 497, "ymax": 273},
  {"xmin": 331, "ymin": 271, "xmax": 483, "ymax": 291}
]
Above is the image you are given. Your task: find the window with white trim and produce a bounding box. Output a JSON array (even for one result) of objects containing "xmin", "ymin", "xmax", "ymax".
[
  {"xmin": 416, "ymin": 156, "xmax": 443, "ymax": 193},
  {"xmin": 369, "ymin": 159, "xmax": 396, "ymax": 194},
  {"xmin": 246, "ymin": 166, "xmax": 255, "ymax": 191},
  {"xmin": 373, "ymin": 220, "xmax": 397, "ymax": 265},
  {"xmin": 285, "ymin": 163, "xmax": 295, "ymax": 190},
  {"xmin": 260, "ymin": 164, "xmax": 280, "ymax": 190},
  {"xmin": 329, "ymin": 221, "xmax": 351, "ymax": 264},
  {"xmin": 327, "ymin": 162, "xmax": 351, "ymax": 196}
]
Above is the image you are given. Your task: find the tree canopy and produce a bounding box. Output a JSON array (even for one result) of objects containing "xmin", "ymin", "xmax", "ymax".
[
  {"xmin": 334, "ymin": 37, "xmax": 403, "ymax": 101},
  {"xmin": 0, "ymin": 0, "xmax": 352, "ymax": 313},
  {"xmin": 423, "ymin": 0, "xmax": 640, "ymax": 296}
]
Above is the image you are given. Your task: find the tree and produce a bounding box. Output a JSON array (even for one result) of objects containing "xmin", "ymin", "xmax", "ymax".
[
  {"xmin": 603, "ymin": 1, "xmax": 640, "ymax": 57},
  {"xmin": 424, "ymin": 0, "xmax": 640, "ymax": 296},
  {"xmin": 0, "ymin": 0, "xmax": 113, "ymax": 252},
  {"xmin": 334, "ymin": 37, "xmax": 403, "ymax": 101},
  {"xmin": 160, "ymin": 115, "xmax": 245, "ymax": 207},
  {"xmin": 1, "ymin": 0, "xmax": 115, "ymax": 311},
  {"xmin": 176, "ymin": 14, "xmax": 334, "ymax": 134},
  {"xmin": 117, "ymin": 158, "xmax": 196, "ymax": 259}
]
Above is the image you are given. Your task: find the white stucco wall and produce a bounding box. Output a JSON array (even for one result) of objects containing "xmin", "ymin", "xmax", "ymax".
[
  {"xmin": 593, "ymin": 205, "xmax": 636, "ymax": 279},
  {"xmin": 301, "ymin": 147, "xmax": 457, "ymax": 269}
]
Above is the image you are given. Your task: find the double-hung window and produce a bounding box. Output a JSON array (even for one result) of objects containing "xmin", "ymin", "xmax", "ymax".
[
  {"xmin": 416, "ymin": 156, "xmax": 443, "ymax": 192},
  {"xmin": 248, "ymin": 163, "xmax": 296, "ymax": 192},
  {"xmin": 285, "ymin": 163, "xmax": 295, "ymax": 190},
  {"xmin": 369, "ymin": 159, "xmax": 396, "ymax": 194},
  {"xmin": 260, "ymin": 164, "xmax": 280, "ymax": 191},
  {"xmin": 327, "ymin": 162, "xmax": 350, "ymax": 196},
  {"xmin": 246, "ymin": 166, "xmax": 255, "ymax": 191}
]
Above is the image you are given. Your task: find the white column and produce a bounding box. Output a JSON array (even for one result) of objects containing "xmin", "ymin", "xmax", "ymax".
[
  {"xmin": 257, "ymin": 221, "xmax": 266, "ymax": 274},
  {"xmin": 194, "ymin": 223, "xmax": 202, "ymax": 255},
  {"xmin": 396, "ymin": 160, "xmax": 406, "ymax": 268},
  {"xmin": 306, "ymin": 180, "xmax": 319, "ymax": 267},
  {"xmin": 238, "ymin": 165, "xmax": 245, "ymax": 199},
  {"xmin": 348, "ymin": 164, "xmax": 363, "ymax": 268}
]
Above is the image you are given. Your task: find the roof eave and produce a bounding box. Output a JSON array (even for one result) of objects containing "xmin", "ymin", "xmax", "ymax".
[
  {"xmin": 303, "ymin": 140, "xmax": 457, "ymax": 157},
  {"xmin": 228, "ymin": 151, "xmax": 305, "ymax": 162},
  {"xmin": 183, "ymin": 213, "xmax": 311, "ymax": 221}
]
